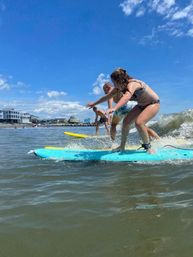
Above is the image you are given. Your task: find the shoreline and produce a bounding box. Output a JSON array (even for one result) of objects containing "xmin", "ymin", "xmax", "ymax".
[{"xmin": 0, "ymin": 123, "xmax": 95, "ymax": 129}]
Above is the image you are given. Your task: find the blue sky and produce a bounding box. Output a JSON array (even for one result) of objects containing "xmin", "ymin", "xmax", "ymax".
[{"xmin": 0, "ymin": 0, "xmax": 193, "ymax": 120}]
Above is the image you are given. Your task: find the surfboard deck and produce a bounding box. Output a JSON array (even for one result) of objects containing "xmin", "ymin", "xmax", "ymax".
[
  {"xmin": 44, "ymin": 145, "xmax": 139, "ymax": 150},
  {"xmin": 34, "ymin": 147, "xmax": 193, "ymax": 162}
]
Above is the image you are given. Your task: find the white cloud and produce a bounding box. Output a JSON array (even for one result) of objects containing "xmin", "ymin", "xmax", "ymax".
[
  {"xmin": 120, "ymin": 0, "xmax": 193, "ymax": 39},
  {"xmin": 93, "ymin": 86, "xmax": 102, "ymax": 95},
  {"xmin": 92, "ymin": 73, "xmax": 110, "ymax": 95},
  {"xmin": 0, "ymin": 99, "xmax": 36, "ymax": 113},
  {"xmin": 15, "ymin": 81, "xmax": 27, "ymax": 88},
  {"xmin": 0, "ymin": 74, "xmax": 30, "ymax": 92},
  {"xmin": 0, "ymin": 76, "xmax": 10, "ymax": 90},
  {"xmin": 120, "ymin": 0, "xmax": 176, "ymax": 16},
  {"xmin": 12, "ymin": 81, "xmax": 30, "ymax": 94},
  {"xmin": 33, "ymin": 100, "xmax": 90, "ymax": 119},
  {"xmin": 187, "ymin": 27, "xmax": 193, "ymax": 36},
  {"xmin": 150, "ymin": 0, "xmax": 176, "ymax": 15},
  {"xmin": 0, "ymin": 73, "xmax": 92, "ymax": 120},
  {"xmin": 0, "ymin": 98, "xmax": 92, "ymax": 120},
  {"xmin": 136, "ymin": 6, "xmax": 146, "ymax": 16},
  {"xmin": 139, "ymin": 28, "xmax": 160, "ymax": 45},
  {"xmin": 171, "ymin": 3, "xmax": 193, "ymax": 24},
  {"xmin": 172, "ymin": 9, "xmax": 189, "ymax": 20},
  {"xmin": 120, "ymin": 0, "xmax": 144, "ymax": 16},
  {"xmin": 158, "ymin": 20, "xmax": 185, "ymax": 37},
  {"xmin": 47, "ymin": 90, "xmax": 67, "ymax": 98}
]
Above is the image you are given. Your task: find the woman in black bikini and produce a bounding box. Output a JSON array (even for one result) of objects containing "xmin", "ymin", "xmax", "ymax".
[
  {"xmin": 107, "ymin": 68, "xmax": 160, "ymax": 153},
  {"xmin": 103, "ymin": 82, "xmax": 160, "ymax": 142},
  {"xmin": 87, "ymin": 68, "xmax": 160, "ymax": 153}
]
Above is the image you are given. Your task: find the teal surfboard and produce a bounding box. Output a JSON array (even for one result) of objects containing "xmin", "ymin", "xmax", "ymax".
[{"xmin": 34, "ymin": 147, "xmax": 193, "ymax": 162}]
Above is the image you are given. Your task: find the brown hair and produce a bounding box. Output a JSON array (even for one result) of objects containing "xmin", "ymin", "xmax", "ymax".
[{"xmin": 110, "ymin": 68, "xmax": 133, "ymax": 87}]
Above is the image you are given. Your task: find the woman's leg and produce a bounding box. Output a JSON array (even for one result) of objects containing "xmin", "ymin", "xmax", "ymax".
[
  {"xmin": 110, "ymin": 115, "xmax": 121, "ymax": 140},
  {"xmin": 146, "ymin": 127, "xmax": 160, "ymax": 140},
  {"xmin": 104, "ymin": 122, "xmax": 110, "ymax": 135},
  {"xmin": 135, "ymin": 103, "xmax": 160, "ymax": 151},
  {"xmin": 118, "ymin": 106, "xmax": 142, "ymax": 150},
  {"xmin": 95, "ymin": 122, "xmax": 100, "ymax": 135}
]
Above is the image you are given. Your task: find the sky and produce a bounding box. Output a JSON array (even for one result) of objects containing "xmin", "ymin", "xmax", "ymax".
[{"xmin": 0, "ymin": 0, "xmax": 193, "ymax": 121}]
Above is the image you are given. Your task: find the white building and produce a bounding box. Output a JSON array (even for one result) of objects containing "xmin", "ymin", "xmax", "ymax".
[
  {"xmin": 68, "ymin": 116, "xmax": 80, "ymax": 124},
  {"xmin": 0, "ymin": 109, "xmax": 34, "ymax": 123},
  {"xmin": 0, "ymin": 110, "xmax": 3, "ymax": 120},
  {"xmin": 3, "ymin": 109, "xmax": 21, "ymax": 123},
  {"xmin": 20, "ymin": 112, "xmax": 31, "ymax": 123}
]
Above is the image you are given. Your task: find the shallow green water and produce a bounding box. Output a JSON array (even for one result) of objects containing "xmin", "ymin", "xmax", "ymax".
[{"xmin": 0, "ymin": 127, "xmax": 193, "ymax": 257}]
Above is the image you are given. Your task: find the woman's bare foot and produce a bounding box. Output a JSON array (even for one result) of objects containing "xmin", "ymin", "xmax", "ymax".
[
  {"xmin": 112, "ymin": 145, "xmax": 125, "ymax": 152},
  {"xmin": 147, "ymin": 148, "xmax": 156, "ymax": 154}
]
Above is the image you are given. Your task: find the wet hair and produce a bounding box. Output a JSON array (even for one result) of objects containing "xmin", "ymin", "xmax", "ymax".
[
  {"xmin": 93, "ymin": 106, "xmax": 97, "ymax": 111},
  {"xmin": 110, "ymin": 68, "xmax": 133, "ymax": 88}
]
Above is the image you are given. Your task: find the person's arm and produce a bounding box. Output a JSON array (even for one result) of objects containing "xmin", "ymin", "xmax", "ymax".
[
  {"xmin": 94, "ymin": 113, "xmax": 98, "ymax": 124},
  {"xmin": 107, "ymin": 91, "xmax": 132, "ymax": 113},
  {"xmin": 86, "ymin": 88, "xmax": 118, "ymax": 108},
  {"xmin": 108, "ymin": 98, "xmax": 113, "ymax": 109},
  {"xmin": 107, "ymin": 98, "xmax": 113, "ymax": 123},
  {"xmin": 107, "ymin": 113, "xmax": 111, "ymax": 125},
  {"xmin": 107, "ymin": 82, "xmax": 140, "ymax": 113}
]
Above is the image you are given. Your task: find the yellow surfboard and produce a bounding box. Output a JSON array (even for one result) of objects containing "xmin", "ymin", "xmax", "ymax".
[
  {"xmin": 45, "ymin": 146, "xmax": 66, "ymax": 150},
  {"xmin": 64, "ymin": 131, "xmax": 90, "ymax": 138}
]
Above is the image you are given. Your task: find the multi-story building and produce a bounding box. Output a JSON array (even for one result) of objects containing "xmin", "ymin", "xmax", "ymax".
[
  {"xmin": 3, "ymin": 109, "xmax": 21, "ymax": 123},
  {"xmin": 0, "ymin": 109, "xmax": 36, "ymax": 124}
]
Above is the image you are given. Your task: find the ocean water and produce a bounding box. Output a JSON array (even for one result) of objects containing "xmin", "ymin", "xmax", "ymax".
[{"xmin": 1, "ymin": 112, "xmax": 193, "ymax": 257}]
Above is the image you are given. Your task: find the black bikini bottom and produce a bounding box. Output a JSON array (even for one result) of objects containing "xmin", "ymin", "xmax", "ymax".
[
  {"xmin": 137, "ymin": 99, "xmax": 160, "ymax": 111},
  {"xmin": 99, "ymin": 117, "xmax": 108, "ymax": 123}
]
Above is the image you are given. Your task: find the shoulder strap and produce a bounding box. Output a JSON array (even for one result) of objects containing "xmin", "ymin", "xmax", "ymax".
[{"xmin": 129, "ymin": 79, "xmax": 145, "ymax": 89}]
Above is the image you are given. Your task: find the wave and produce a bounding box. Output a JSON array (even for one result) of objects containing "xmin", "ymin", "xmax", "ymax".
[
  {"xmin": 150, "ymin": 109, "xmax": 193, "ymax": 139},
  {"xmin": 58, "ymin": 109, "xmax": 193, "ymax": 149}
]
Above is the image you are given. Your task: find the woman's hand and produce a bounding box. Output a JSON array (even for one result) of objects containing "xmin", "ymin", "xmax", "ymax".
[
  {"xmin": 86, "ymin": 102, "xmax": 95, "ymax": 109},
  {"xmin": 106, "ymin": 108, "xmax": 115, "ymax": 114}
]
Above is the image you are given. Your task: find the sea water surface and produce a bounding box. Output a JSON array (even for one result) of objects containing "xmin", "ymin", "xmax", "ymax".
[{"xmin": 1, "ymin": 114, "xmax": 193, "ymax": 257}]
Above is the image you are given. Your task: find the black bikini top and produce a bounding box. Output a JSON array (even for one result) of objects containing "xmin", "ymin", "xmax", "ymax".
[{"xmin": 121, "ymin": 79, "xmax": 147, "ymax": 101}]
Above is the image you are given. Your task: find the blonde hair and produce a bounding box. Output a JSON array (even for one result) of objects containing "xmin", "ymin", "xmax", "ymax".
[{"xmin": 103, "ymin": 82, "xmax": 112, "ymax": 91}]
